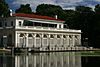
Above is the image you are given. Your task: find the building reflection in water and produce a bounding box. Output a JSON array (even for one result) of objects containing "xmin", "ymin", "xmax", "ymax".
[
  {"xmin": 0, "ymin": 52, "xmax": 81, "ymax": 67},
  {"xmin": 15, "ymin": 52, "xmax": 81, "ymax": 67}
]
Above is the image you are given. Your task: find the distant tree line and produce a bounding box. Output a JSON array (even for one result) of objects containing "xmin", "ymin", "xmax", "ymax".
[
  {"xmin": 16, "ymin": 4, "xmax": 100, "ymax": 48},
  {"xmin": 15, "ymin": 4, "xmax": 32, "ymax": 14},
  {"xmin": 1, "ymin": 0, "xmax": 100, "ymax": 48},
  {"xmin": 0, "ymin": 0, "xmax": 10, "ymax": 17}
]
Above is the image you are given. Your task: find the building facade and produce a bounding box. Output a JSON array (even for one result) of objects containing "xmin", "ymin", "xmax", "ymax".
[{"xmin": 0, "ymin": 13, "xmax": 81, "ymax": 50}]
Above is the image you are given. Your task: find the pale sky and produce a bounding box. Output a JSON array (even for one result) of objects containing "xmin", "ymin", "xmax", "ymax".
[{"xmin": 5, "ymin": 0, "xmax": 100, "ymax": 11}]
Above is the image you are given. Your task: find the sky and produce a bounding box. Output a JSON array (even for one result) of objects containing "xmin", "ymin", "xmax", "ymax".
[{"xmin": 5, "ymin": 0, "xmax": 100, "ymax": 12}]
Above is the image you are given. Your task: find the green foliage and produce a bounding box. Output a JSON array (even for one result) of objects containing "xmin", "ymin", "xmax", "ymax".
[
  {"xmin": 1, "ymin": 2, "xmax": 100, "ymax": 47},
  {"xmin": 36, "ymin": 4, "xmax": 64, "ymax": 17},
  {"xmin": 36, "ymin": 4, "xmax": 100, "ymax": 48},
  {"xmin": 76, "ymin": 6, "xmax": 93, "ymax": 13},
  {"xmin": 0, "ymin": 0, "xmax": 10, "ymax": 17},
  {"xmin": 94, "ymin": 4, "xmax": 100, "ymax": 13},
  {"xmin": 15, "ymin": 4, "xmax": 33, "ymax": 14}
]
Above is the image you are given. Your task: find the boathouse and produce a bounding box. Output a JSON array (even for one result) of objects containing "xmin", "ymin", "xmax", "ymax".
[{"xmin": 0, "ymin": 13, "xmax": 81, "ymax": 50}]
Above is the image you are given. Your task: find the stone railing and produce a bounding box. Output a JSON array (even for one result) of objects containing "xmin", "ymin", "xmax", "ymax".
[{"xmin": 15, "ymin": 26, "xmax": 81, "ymax": 33}]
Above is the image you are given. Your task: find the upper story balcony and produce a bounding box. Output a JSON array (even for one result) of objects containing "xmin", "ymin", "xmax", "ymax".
[
  {"xmin": 0, "ymin": 17, "xmax": 81, "ymax": 33},
  {"xmin": 0, "ymin": 24, "xmax": 81, "ymax": 33},
  {"xmin": 15, "ymin": 25, "xmax": 81, "ymax": 33}
]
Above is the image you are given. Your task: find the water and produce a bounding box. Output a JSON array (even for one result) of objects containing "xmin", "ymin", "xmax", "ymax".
[{"xmin": 0, "ymin": 51, "xmax": 100, "ymax": 67}]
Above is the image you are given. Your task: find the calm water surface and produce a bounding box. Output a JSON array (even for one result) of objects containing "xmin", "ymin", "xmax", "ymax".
[{"xmin": 0, "ymin": 51, "xmax": 100, "ymax": 67}]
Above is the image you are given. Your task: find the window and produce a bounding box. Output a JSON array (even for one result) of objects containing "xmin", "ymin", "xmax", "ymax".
[
  {"xmin": 11, "ymin": 21, "xmax": 13, "ymax": 26},
  {"xmin": 63, "ymin": 35, "xmax": 66, "ymax": 38},
  {"xmin": 59, "ymin": 25, "xmax": 61, "ymax": 28},
  {"xmin": 19, "ymin": 21, "xmax": 21, "ymax": 26},
  {"xmin": 50, "ymin": 35, "xmax": 54, "ymax": 38},
  {"xmin": 23, "ymin": 20, "xmax": 33, "ymax": 26},
  {"xmin": 19, "ymin": 34, "xmax": 24, "ymax": 37},
  {"xmin": 57, "ymin": 35, "xmax": 60, "ymax": 38},
  {"xmin": 43, "ymin": 34, "xmax": 47, "ymax": 38},
  {"xmin": 5, "ymin": 22, "xmax": 7, "ymax": 26},
  {"xmin": 0, "ymin": 22, "xmax": 2, "ymax": 27},
  {"xmin": 28, "ymin": 34, "xmax": 32, "ymax": 37}
]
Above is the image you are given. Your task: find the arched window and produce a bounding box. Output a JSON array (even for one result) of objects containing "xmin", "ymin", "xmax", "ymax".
[
  {"xmin": 57, "ymin": 35, "xmax": 60, "ymax": 38},
  {"xmin": 50, "ymin": 35, "xmax": 54, "ymax": 38},
  {"xmin": 75, "ymin": 36, "xmax": 79, "ymax": 41},
  {"xmin": 43, "ymin": 34, "xmax": 47, "ymax": 38},
  {"xmin": 63, "ymin": 35, "xmax": 66, "ymax": 38},
  {"xmin": 69, "ymin": 35, "xmax": 72, "ymax": 39},
  {"xmin": 28, "ymin": 34, "xmax": 33, "ymax": 37},
  {"xmin": 36, "ymin": 34, "xmax": 40, "ymax": 37},
  {"xmin": 19, "ymin": 34, "xmax": 24, "ymax": 37},
  {"xmin": 75, "ymin": 36, "xmax": 78, "ymax": 39}
]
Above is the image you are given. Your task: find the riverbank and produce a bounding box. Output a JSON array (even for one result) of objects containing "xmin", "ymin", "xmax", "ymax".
[
  {"xmin": 0, "ymin": 47, "xmax": 100, "ymax": 53},
  {"xmin": 30, "ymin": 47, "xmax": 100, "ymax": 52},
  {"xmin": 0, "ymin": 48, "xmax": 11, "ymax": 52}
]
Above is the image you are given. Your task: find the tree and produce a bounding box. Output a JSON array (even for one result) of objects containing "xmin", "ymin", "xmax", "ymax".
[
  {"xmin": 36, "ymin": 4, "xmax": 100, "ymax": 47},
  {"xmin": 15, "ymin": 4, "xmax": 33, "ymax": 14},
  {"xmin": 36, "ymin": 4, "xmax": 64, "ymax": 18},
  {"xmin": 76, "ymin": 6, "xmax": 93, "ymax": 13},
  {"xmin": 94, "ymin": 4, "xmax": 100, "ymax": 13},
  {"xmin": 89, "ymin": 4, "xmax": 100, "ymax": 47},
  {"xmin": 0, "ymin": 0, "xmax": 10, "ymax": 17},
  {"xmin": 64, "ymin": 6, "xmax": 94, "ymax": 47}
]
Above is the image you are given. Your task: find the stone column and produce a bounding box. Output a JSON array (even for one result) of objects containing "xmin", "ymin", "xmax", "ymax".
[
  {"xmin": 34, "ymin": 34, "xmax": 36, "ymax": 47},
  {"xmin": 67, "ymin": 35, "xmax": 69, "ymax": 47},
  {"xmin": 61, "ymin": 35, "xmax": 63, "ymax": 47},
  {"xmin": 54, "ymin": 34, "xmax": 56, "ymax": 47},
  {"xmin": 47, "ymin": 34, "xmax": 50, "ymax": 47},
  {"xmin": 32, "ymin": 34, "xmax": 34, "ymax": 47},
  {"xmin": 54, "ymin": 35, "xmax": 57, "ymax": 47},
  {"xmin": 46, "ymin": 34, "xmax": 49, "ymax": 47},
  {"xmin": 78, "ymin": 35, "xmax": 81, "ymax": 46},
  {"xmin": 15, "ymin": 32, "xmax": 20, "ymax": 47},
  {"xmin": 25, "ymin": 33, "xmax": 28, "ymax": 47},
  {"xmin": 72, "ymin": 35, "xmax": 75, "ymax": 47},
  {"xmin": 41, "ymin": 34, "xmax": 43, "ymax": 47}
]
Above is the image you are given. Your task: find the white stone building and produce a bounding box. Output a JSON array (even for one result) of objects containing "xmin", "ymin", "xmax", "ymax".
[{"xmin": 0, "ymin": 13, "xmax": 81, "ymax": 50}]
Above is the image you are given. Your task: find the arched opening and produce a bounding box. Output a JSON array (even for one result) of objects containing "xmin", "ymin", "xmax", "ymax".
[
  {"xmin": 57, "ymin": 35, "xmax": 60, "ymax": 38},
  {"xmin": 43, "ymin": 34, "xmax": 47, "ymax": 38},
  {"xmin": 63, "ymin": 35, "xmax": 67, "ymax": 46},
  {"xmin": 28, "ymin": 34, "xmax": 33, "ymax": 37},
  {"xmin": 42, "ymin": 34, "xmax": 48, "ymax": 47},
  {"xmin": 50, "ymin": 35, "xmax": 55, "ymax": 47},
  {"xmin": 57, "ymin": 35, "xmax": 61, "ymax": 46},
  {"xmin": 50, "ymin": 35, "xmax": 54, "ymax": 38},
  {"xmin": 35, "ymin": 34, "xmax": 41, "ymax": 47},
  {"xmin": 19, "ymin": 33, "xmax": 25, "ymax": 47},
  {"xmin": 28, "ymin": 34, "xmax": 34, "ymax": 47},
  {"xmin": 63, "ymin": 35, "xmax": 66, "ymax": 38},
  {"xmin": 19, "ymin": 34, "xmax": 24, "ymax": 37},
  {"xmin": 69, "ymin": 35, "xmax": 73, "ymax": 46},
  {"xmin": 75, "ymin": 35, "xmax": 79, "ymax": 46},
  {"xmin": 36, "ymin": 34, "xmax": 40, "ymax": 38}
]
